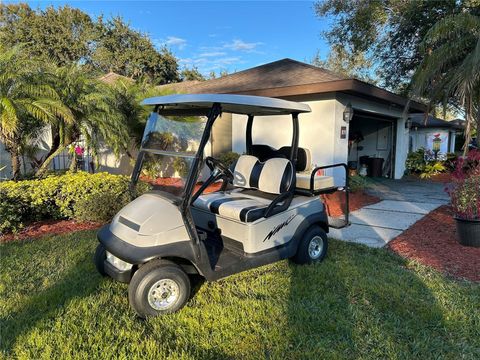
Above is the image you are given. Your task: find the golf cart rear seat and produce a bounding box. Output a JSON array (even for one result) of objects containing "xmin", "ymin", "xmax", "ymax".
[
  {"xmin": 193, "ymin": 155, "xmax": 294, "ymax": 223},
  {"xmin": 251, "ymin": 145, "xmax": 334, "ymax": 192}
]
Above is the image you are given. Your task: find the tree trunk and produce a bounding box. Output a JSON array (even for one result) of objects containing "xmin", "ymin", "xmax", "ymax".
[
  {"xmin": 39, "ymin": 126, "xmax": 61, "ymax": 168},
  {"xmin": 35, "ymin": 144, "xmax": 67, "ymax": 178},
  {"xmin": 69, "ymin": 154, "xmax": 77, "ymax": 172},
  {"xmin": 10, "ymin": 147, "xmax": 21, "ymax": 181}
]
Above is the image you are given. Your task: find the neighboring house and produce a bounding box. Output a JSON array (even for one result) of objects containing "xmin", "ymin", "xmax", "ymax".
[
  {"xmin": 159, "ymin": 58, "xmax": 431, "ymax": 184},
  {"xmin": 408, "ymin": 114, "xmax": 464, "ymax": 155}
]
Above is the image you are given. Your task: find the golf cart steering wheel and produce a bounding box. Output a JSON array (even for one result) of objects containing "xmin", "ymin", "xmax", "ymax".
[{"xmin": 205, "ymin": 156, "xmax": 234, "ymax": 180}]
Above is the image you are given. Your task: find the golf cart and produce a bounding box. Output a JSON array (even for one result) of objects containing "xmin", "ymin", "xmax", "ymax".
[{"xmin": 95, "ymin": 94, "xmax": 349, "ymax": 317}]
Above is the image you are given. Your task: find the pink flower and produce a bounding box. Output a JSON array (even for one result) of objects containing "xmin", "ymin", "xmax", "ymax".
[{"xmin": 74, "ymin": 146, "xmax": 84, "ymax": 156}]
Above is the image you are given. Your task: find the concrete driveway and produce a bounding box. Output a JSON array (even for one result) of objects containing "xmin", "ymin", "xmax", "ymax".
[{"xmin": 329, "ymin": 178, "xmax": 449, "ymax": 247}]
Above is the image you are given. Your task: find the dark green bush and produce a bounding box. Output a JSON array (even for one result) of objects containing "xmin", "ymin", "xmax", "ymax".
[
  {"xmin": 0, "ymin": 172, "xmax": 151, "ymax": 234},
  {"xmin": 349, "ymin": 175, "xmax": 372, "ymax": 192},
  {"xmin": 217, "ymin": 151, "xmax": 240, "ymax": 167}
]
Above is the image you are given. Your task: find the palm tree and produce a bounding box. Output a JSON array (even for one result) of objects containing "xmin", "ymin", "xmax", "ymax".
[
  {"xmin": 36, "ymin": 65, "xmax": 130, "ymax": 176},
  {"xmin": 411, "ymin": 12, "xmax": 480, "ymax": 154},
  {"xmin": 0, "ymin": 45, "xmax": 73, "ymax": 179}
]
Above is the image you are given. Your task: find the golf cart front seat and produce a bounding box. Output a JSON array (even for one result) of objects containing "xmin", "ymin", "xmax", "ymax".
[{"xmin": 193, "ymin": 155, "xmax": 294, "ymax": 223}]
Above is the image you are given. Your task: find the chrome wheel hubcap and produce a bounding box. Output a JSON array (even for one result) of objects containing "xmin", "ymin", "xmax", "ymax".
[
  {"xmin": 147, "ymin": 279, "xmax": 180, "ymax": 310},
  {"xmin": 308, "ymin": 236, "xmax": 324, "ymax": 259}
]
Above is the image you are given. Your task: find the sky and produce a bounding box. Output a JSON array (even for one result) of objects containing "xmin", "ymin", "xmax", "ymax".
[{"xmin": 21, "ymin": 0, "xmax": 332, "ymax": 75}]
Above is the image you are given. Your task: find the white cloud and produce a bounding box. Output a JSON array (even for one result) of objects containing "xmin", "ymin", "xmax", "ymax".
[
  {"xmin": 199, "ymin": 51, "xmax": 227, "ymax": 58},
  {"xmin": 179, "ymin": 56, "xmax": 243, "ymax": 73},
  {"xmin": 164, "ymin": 36, "xmax": 187, "ymax": 50},
  {"xmin": 224, "ymin": 39, "xmax": 263, "ymax": 52}
]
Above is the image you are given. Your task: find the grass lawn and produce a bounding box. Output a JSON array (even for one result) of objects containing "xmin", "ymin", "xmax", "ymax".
[{"xmin": 1, "ymin": 231, "xmax": 479, "ymax": 359}]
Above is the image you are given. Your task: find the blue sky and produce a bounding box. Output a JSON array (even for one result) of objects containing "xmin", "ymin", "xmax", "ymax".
[{"xmin": 22, "ymin": 1, "xmax": 332, "ymax": 75}]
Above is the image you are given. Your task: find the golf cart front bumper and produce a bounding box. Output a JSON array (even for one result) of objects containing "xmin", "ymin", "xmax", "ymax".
[{"xmin": 103, "ymin": 259, "xmax": 132, "ymax": 283}]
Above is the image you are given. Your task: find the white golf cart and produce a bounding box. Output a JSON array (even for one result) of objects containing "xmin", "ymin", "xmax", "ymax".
[{"xmin": 95, "ymin": 94, "xmax": 349, "ymax": 317}]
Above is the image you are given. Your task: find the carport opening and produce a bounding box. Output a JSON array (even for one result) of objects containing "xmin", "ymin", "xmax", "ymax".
[{"xmin": 348, "ymin": 109, "xmax": 397, "ymax": 179}]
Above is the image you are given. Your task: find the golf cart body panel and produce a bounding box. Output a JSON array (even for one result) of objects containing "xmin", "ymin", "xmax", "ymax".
[
  {"xmin": 96, "ymin": 94, "xmax": 346, "ymax": 315},
  {"xmin": 109, "ymin": 192, "xmax": 189, "ymax": 247}
]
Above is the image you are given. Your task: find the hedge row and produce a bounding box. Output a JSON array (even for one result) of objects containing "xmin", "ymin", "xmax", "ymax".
[{"xmin": 0, "ymin": 172, "xmax": 150, "ymax": 234}]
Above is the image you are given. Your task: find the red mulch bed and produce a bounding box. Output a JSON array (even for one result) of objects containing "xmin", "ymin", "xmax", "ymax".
[
  {"xmin": 406, "ymin": 173, "xmax": 453, "ymax": 183},
  {"xmin": 388, "ymin": 205, "xmax": 480, "ymax": 282},
  {"xmin": 0, "ymin": 220, "xmax": 102, "ymax": 243},
  {"xmin": 322, "ymin": 191, "xmax": 381, "ymax": 217}
]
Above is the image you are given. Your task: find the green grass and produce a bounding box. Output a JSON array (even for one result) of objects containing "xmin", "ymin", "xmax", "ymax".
[{"xmin": 1, "ymin": 232, "xmax": 479, "ymax": 359}]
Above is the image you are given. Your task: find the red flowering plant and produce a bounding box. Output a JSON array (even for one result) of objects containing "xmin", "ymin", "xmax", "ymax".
[{"xmin": 445, "ymin": 150, "xmax": 480, "ymax": 220}]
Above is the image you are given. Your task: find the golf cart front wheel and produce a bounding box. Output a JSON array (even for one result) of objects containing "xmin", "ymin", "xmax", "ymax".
[
  {"xmin": 128, "ymin": 259, "xmax": 191, "ymax": 318},
  {"xmin": 292, "ymin": 226, "xmax": 328, "ymax": 265}
]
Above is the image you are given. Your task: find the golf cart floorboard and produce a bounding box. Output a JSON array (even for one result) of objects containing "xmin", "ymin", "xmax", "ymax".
[{"xmin": 202, "ymin": 236, "xmax": 289, "ymax": 280}]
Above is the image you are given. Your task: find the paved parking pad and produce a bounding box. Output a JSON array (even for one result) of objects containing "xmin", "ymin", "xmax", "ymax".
[{"xmin": 329, "ymin": 200, "xmax": 442, "ymax": 247}]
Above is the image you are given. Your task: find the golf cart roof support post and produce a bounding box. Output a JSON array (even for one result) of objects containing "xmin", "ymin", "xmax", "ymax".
[
  {"xmin": 181, "ymin": 103, "xmax": 222, "ymax": 255},
  {"xmin": 246, "ymin": 115, "xmax": 254, "ymax": 155},
  {"xmin": 290, "ymin": 113, "xmax": 299, "ymax": 169}
]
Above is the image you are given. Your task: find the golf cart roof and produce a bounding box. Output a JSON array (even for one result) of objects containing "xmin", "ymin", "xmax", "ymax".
[{"xmin": 141, "ymin": 94, "xmax": 311, "ymax": 116}]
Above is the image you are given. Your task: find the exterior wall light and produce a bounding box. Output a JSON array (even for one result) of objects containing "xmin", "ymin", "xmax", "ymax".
[
  {"xmin": 343, "ymin": 103, "xmax": 354, "ymax": 123},
  {"xmin": 405, "ymin": 118, "xmax": 412, "ymax": 129}
]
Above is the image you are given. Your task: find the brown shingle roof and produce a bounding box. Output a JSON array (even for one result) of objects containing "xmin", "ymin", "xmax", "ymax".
[
  {"xmin": 159, "ymin": 58, "xmax": 426, "ymax": 112},
  {"xmin": 98, "ymin": 72, "xmax": 133, "ymax": 85},
  {"xmin": 159, "ymin": 58, "xmax": 345, "ymax": 94}
]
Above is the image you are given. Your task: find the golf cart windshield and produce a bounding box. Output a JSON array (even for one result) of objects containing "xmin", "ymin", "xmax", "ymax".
[{"xmin": 138, "ymin": 112, "xmax": 207, "ymax": 198}]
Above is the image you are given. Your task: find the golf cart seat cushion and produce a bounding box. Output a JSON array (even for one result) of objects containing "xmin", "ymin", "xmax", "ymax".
[
  {"xmin": 193, "ymin": 193, "xmax": 269, "ymax": 222},
  {"xmin": 232, "ymin": 155, "xmax": 294, "ymax": 195}
]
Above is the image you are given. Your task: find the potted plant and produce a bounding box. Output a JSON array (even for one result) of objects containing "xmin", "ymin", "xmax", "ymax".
[{"xmin": 446, "ymin": 150, "xmax": 480, "ymax": 247}]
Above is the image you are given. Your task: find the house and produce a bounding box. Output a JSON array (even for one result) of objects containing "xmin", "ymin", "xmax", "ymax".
[
  {"xmin": 408, "ymin": 114, "xmax": 464, "ymax": 155},
  {"xmin": 159, "ymin": 58, "xmax": 431, "ymax": 184}
]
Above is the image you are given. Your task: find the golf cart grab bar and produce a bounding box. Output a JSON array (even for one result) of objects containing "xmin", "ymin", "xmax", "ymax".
[
  {"xmin": 310, "ymin": 163, "xmax": 349, "ymax": 225},
  {"xmin": 309, "ymin": 163, "xmax": 349, "ymax": 192}
]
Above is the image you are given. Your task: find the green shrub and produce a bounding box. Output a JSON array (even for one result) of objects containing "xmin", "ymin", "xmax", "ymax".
[
  {"xmin": 349, "ymin": 175, "xmax": 372, "ymax": 192},
  {"xmin": 405, "ymin": 148, "xmax": 427, "ymax": 173},
  {"xmin": 419, "ymin": 162, "xmax": 446, "ymax": 179},
  {"xmin": 217, "ymin": 151, "xmax": 240, "ymax": 167},
  {"xmin": 0, "ymin": 172, "xmax": 151, "ymax": 234}
]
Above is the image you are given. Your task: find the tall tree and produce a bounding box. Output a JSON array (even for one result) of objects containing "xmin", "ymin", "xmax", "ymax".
[
  {"xmin": 411, "ymin": 12, "xmax": 480, "ymax": 154},
  {"xmin": 311, "ymin": 45, "xmax": 377, "ymax": 83},
  {"xmin": 0, "ymin": 3, "xmax": 181, "ymax": 83},
  {"xmin": 180, "ymin": 66, "xmax": 205, "ymax": 81},
  {"xmin": 92, "ymin": 16, "xmax": 179, "ymax": 84},
  {"xmin": 0, "ymin": 45, "xmax": 73, "ymax": 179},
  {"xmin": 0, "ymin": 4, "xmax": 95, "ymax": 65},
  {"xmin": 314, "ymin": 0, "xmax": 478, "ymax": 90}
]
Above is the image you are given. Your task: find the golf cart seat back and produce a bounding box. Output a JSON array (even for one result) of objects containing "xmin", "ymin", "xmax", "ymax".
[
  {"xmin": 249, "ymin": 145, "xmax": 334, "ymax": 192},
  {"xmin": 194, "ymin": 155, "xmax": 294, "ymax": 223},
  {"xmin": 250, "ymin": 145, "xmax": 311, "ymax": 172}
]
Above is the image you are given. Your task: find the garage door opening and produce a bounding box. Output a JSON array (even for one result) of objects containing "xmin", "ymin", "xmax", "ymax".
[{"xmin": 348, "ymin": 110, "xmax": 397, "ymax": 178}]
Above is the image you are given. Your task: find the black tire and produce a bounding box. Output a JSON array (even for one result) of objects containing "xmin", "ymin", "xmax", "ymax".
[
  {"xmin": 94, "ymin": 244, "xmax": 107, "ymax": 276},
  {"xmin": 291, "ymin": 225, "xmax": 328, "ymax": 265},
  {"xmin": 128, "ymin": 259, "xmax": 191, "ymax": 318}
]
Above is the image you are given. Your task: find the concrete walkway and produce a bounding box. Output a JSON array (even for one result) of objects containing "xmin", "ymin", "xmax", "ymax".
[{"xmin": 329, "ymin": 178, "xmax": 449, "ymax": 248}]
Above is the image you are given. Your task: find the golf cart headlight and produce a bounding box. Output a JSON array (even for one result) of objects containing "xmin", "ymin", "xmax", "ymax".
[{"xmin": 106, "ymin": 252, "xmax": 133, "ymax": 272}]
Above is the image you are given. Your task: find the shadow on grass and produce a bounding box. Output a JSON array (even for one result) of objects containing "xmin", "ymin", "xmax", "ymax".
[
  {"xmin": 0, "ymin": 252, "xmax": 102, "ymax": 354},
  {"xmin": 287, "ymin": 241, "xmax": 450, "ymax": 358}
]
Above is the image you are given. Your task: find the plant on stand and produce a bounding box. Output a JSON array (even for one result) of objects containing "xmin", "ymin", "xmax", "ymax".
[{"xmin": 446, "ymin": 150, "xmax": 480, "ymax": 247}]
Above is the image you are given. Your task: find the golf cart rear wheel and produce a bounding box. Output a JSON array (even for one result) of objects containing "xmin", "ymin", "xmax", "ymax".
[
  {"xmin": 292, "ymin": 226, "xmax": 328, "ymax": 265},
  {"xmin": 128, "ymin": 259, "xmax": 191, "ymax": 318},
  {"xmin": 94, "ymin": 244, "xmax": 107, "ymax": 276}
]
